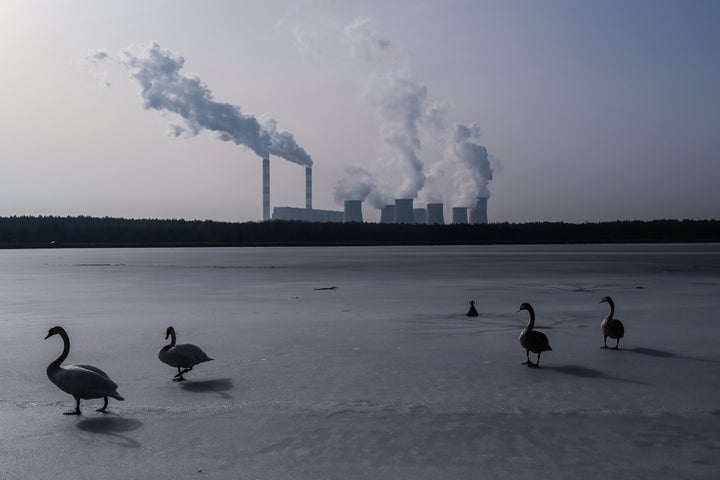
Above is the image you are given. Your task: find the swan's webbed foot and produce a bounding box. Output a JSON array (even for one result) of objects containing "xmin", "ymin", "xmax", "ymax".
[
  {"xmin": 96, "ymin": 397, "xmax": 109, "ymax": 413},
  {"xmin": 173, "ymin": 375, "xmax": 186, "ymax": 382},
  {"xmin": 611, "ymin": 346, "xmax": 619, "ymax": 350},
  {"xmin": 64, "ymin": 399, "xmax": 81, "ymax": 415},
  {"xmin": 601, "ymin": 345, "xmax": 609, "ymax": 349}
]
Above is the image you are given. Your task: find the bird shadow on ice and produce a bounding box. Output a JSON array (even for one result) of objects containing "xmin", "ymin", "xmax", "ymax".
[
  {"xmin": 181, "ymin": 377, "xmax": 234, "ymax": 399},
  {"xmin": 620, "ymin": 347, "xmax": 719, "ymax": 364},
  {"xmin": 76, "ymin": 416, "xmax": 143, "ymax": 449},
  {"xmin": 543, "ymin": 365, "xmax": 605, "ymax": 378},
  {"xmin": 543, "ymin": 365, "xmax": 650, "ymax": 385}
]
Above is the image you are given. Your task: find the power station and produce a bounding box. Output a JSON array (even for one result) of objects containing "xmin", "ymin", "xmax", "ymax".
[{"xmin": 265, "ymin": 155, "xmax": 489, "ymax": 224}]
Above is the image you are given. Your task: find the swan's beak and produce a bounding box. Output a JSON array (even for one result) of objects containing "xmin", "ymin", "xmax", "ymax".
[
  {"xmin": 44, "ymin": 332, "xmax": 51, "ymax": 340},
  {"xmin": 516, "ymin": 308, "xmax": 522, "ymax": 312}
]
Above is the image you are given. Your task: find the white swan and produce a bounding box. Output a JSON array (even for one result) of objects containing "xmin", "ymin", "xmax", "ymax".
[
  {"xmin": 600, "ymin": 295, "xmax": 625, "ymax": 349},
  {"xmin": 517, "ymin": 303, "xmax": 552, "ymax": 367},
  {"xmin": 158, "ymin": 326, "xmax": 213, "ymax": 381},
  {"xmin": 45, "ymin": 326, "xmax": 124, "ymax": 415}
]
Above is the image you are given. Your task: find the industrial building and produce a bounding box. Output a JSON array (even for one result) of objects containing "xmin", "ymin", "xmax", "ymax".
[{"xmin": 262, "ymin": 154, "xmax": 489, "ymax": 224}]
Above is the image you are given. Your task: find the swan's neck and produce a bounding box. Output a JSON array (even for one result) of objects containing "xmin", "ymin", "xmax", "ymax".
[
  {"xmin": 525, "ymin": 307, "xmax": 535, "ymax": 330},
  {"xmin": 50, "ymin": 329, "xmax": 70, "ymax": 369},
  {"xmin": 606, "ymin": 298, "xmax": 615, "ymax": 317},
  {"xmin": 165, "ymin": 329, "xmax": 177, "ymax": 349}
]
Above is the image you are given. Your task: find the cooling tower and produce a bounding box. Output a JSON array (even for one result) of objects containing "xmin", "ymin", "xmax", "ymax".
[
  {"xmin": 380, "ymin": 205, "xmax": 395, "ymax": 224},
  {"xmin": 262, "ymin": 156, "xmax": 270, "ymax": 221},
  {"xmin": 426, "ymin": 203, "xmax": 445, "ymax": 225},
  {"xmin": 393, "ymin": 199, "xmax": 415, "ymax": 224},
  {"xmin": 305, "ymin": 167, "xmax": 312, "ymax": 210},
  {"xmin": 413, "ymin": 208, "xmax": 427, "ymax": 224},
  {"xmin": 343, "ymin": 200, "xmax": 363, "ymax": 223},
  {"xmin": 452, "ymin": 207, "xmax": 468, "ymax": 224},
  {"xmin": 469, "ymin": 197, "xmax": 488, "ymax": 224}
]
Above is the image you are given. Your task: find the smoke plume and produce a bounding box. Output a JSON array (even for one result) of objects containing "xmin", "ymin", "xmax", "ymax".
[
  {"xmin": 333, "ymin": 17, "xmax": 494, "ymax": 207},
  {"xmin": 117, "ymin": 42, "xmax": 312, "ymax": 166},
  {"xmin": 446, "ymin": 123, "xmax": 493, "ymax": 205}
]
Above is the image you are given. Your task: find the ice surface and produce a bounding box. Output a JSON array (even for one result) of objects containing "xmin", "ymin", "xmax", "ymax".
[{"xmin": 1, "ymin": 244, "xmax": 719, "ymax": 479}]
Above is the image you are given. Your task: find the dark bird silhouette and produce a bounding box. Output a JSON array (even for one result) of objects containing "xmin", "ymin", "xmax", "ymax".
[
  {"xmin": 158, "ymin": 326, "xmax": 213, "ymax": 381},
  {"xmin": 466, "ymin": 300, "xmax": 479, "ymax": 317},
  {"xmin": 600, "ymin": 296, "xmax": 625, "ymax": 349},
  {"xmin": 517, "ymin": 303, "xmax": 552, "ymax": 367},
  {"xmin": 45, "ymin": 326, "xmax": 124, "ymax": 415}
]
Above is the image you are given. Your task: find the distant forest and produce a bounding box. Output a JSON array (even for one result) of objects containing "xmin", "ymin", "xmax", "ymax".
[{"xmin": 0, "ymin": 216, "xmax": 718, "ymax": 248}]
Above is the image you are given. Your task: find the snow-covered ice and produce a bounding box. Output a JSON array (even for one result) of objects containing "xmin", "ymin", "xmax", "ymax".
[{"xmin": 1, "ymin": 244, "xmax": 719, "ymax": 479}]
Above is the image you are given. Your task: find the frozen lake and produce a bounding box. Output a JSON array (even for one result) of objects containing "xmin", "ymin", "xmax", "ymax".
[{"xmin": 1, "ymin": 244, "xmax": 719, "ymax": 479}]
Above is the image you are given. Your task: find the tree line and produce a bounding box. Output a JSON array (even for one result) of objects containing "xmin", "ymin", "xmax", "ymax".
[{"xmin": 0, "ymin": 216, "xmax": 718, "ymax": 248}]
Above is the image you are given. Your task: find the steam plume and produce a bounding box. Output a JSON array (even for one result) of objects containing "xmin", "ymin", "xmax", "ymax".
[
  {"xmin": 446, "ymin": 123, "xmax": 493, "ymax": 205},
  {"xmin": 333, "ymin": 18, "xmax": 494, "ymax": 207},
  {"xmin": 118, "ymin": 42, "xmax": 312, "ymax": 166}
]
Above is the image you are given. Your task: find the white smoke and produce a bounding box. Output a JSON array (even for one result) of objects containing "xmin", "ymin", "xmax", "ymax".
[
  {"xmin": 92, "ymin": 42, "xmax": 312, "ymax": 166},
  {"xmin": 333, "ymin": 17, "xmax": 495, "ymax": 207},
  {"xmin": 446, "ymin": 123, "xmax": 493, "ymax": 205}
]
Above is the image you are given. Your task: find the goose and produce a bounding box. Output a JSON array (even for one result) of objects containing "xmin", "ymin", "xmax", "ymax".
[
  {"xmin": 517, "ymin": 303, "xmax": 552, "ymax": 367},
  {"xmin": 600, "ymin": 296, "xmax": 625, "ymax": 349},
  {"xmin": 44, "ymin": 326, "xmax": 124, "ymax": 415},
  {"xmin": 158, "ymin": 326, "xmax": 213, "ymax": 381}
]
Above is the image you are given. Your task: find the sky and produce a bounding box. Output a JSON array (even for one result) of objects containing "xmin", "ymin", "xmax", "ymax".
[{"xmin": 1, "ymin": 0, "xmax": 718, "ymax": 223}]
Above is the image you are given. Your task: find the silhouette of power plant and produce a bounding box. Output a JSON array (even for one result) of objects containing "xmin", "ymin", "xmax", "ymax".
[{"xmin": 264, "ymin": 156, "xmax": 488, "ymax": 224}]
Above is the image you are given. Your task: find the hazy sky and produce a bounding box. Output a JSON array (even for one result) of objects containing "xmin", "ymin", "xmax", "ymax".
[{"xmin": 1, "ymin": 0, "xmax": 718, "ymax": 223}]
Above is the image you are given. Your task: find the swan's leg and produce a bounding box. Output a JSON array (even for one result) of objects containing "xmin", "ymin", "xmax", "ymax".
[
  {"xmin": 173, "ymin": 366, "xmax": 193, "ymax": 381},
  {"xmin": 522, "ymin": 350, "xmax": 531, "ymax": 365},
  {"xmin": 96, "ymin": 397, "xmax": 109, "ymax": 413},
  {"xmin": 174, "ymin": 367, "xmax": 191, "ymax": 382},
  {"xmin": 64, "ymin": 398, "xmax": 81, "ymax": 415},
  {"xmin": 601, "ymin": 336, "xmax": 609, "ymax": 349},
  {"xmin": 612, "ymin": 338, "xmax": 620, "ymax": 350}
]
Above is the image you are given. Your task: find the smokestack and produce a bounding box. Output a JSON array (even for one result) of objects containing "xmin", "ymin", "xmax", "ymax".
[
  {"xmin": 413, "ymin": 208, "xmax": 426, "ymax": 224},
  {"xmin": 380, "ymin": 205, "xmax": 395, "ymax": 223},
  {"xmin": 426, "ymin": 203, "xmax": 445, "ymax": 225},
  {"xmin": 469, "ymin": 197, "xmax": 488, "ymax": 224},
  {"xmin": 452, "ymin": 207, "xmax": 468, "ymax": 224},
  {"xmin": 305, "ymin": 167, "xmax": 312, "ymax": 210},
  {"xmin": 343, "ymin": 200, "xmax": 363, "ymax": 223},
  {"xmin": 393, "ymin": 199, "xmax": 415, "ymax": 224},
  {"xmin": 262, "ymin": 156, "xmax": 270, "ymax": 221}
]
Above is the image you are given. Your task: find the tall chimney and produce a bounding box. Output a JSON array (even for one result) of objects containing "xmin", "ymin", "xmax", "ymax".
[
  {"xmin": 426, "ymin": 203, "xmax": 445, "ymax": 225},
  {"xmin": 452, "ymin": 207, "xmax": 468, "ymax": 224},
  {"xmin": 305, "ymin": 167, "xmax": 312, "ymax": 210},
  {"xmin": 343, "ymin": 200, "xmax": 363, "ymax": 223},
  {"xmin": 393, "ymin": 199, "xmax": 415, "ymax": 224},
  {"xmin": 262, "ymin": 156, "xmax": 270, "ymax": 221},
  {"xmin": 469, "ymin": 197, "xmax": 488, "ymax": 224}
]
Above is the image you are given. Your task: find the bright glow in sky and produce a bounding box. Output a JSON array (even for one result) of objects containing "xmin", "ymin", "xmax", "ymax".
[{"xmin": 1, "ymin": 0, "xmax": 718, "ymax": 223}]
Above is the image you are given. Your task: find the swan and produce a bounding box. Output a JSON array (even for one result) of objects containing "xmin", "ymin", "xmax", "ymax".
[
  {"xmin": 44, "ymin": 326, "xmax": 124, "ymax": 415},
  {"xmin": 600, "ymin": 296, "xmax": 625, "ymax": 349},
  {"xmin": 158, "ymin": 326, "xmax": 213, "ymax": 381},
  {"xmin": 517, "ymin": 303, "xmax": 552, "ymax": 367}
]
